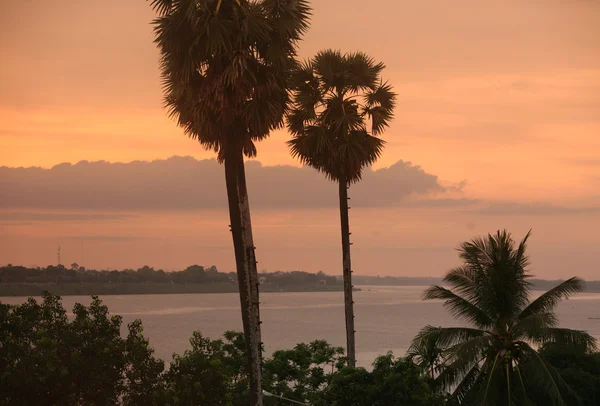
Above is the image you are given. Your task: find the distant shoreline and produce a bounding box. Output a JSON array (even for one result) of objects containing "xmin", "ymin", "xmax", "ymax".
[
  {"xmin": 3, "ymin": 268, "xmax": 599, "ymax": 297},
  {"xmin": 353, "ymin": 277, "xmax": 600, "ymax": 294},
  {"xmin": 0, "ymin": 282, "xmax": 350, "ymax": 297}
]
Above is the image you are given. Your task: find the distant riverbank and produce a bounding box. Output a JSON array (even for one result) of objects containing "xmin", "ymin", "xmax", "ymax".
[
  {"xmin": 0, "ymin": 265, "xmax": 350, "ymax": 297},
  {"xmin": 0, "ymin": 282, "xmax": 349, "ymax": 297},
  {"xmin": 353, "ymin": 276, "xmax": 600, "ymax": 294}
]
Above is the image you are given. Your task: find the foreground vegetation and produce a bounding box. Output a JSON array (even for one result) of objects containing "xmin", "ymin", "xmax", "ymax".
[
  {"xmin": 410, "ymin": 230, "xmax": 598, "ymax": 405},
  {"xmin": 1, "ymin": 290, "xmax": 598, "ymax": 405},
  {"xmin": 0, "ymin": 293, "xmax": 443, "ymax": 406}
]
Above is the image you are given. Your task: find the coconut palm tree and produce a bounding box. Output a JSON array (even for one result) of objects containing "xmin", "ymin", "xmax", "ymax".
[
  {"xmin": 286, "ymin": 50, "xmax": 396, "ymax": 366},
  {"xmin": 150, "ymin": 1, "xmax": 310, "ymax": 404},
  {"xmin": 412, "ymin": 230, "xmax": 597, "ymax": 405}
]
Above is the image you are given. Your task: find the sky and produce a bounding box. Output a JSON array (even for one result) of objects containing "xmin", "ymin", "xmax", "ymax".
[{"xmin": 1, "ymin": 0, "xmax": 599, "ymax": 279}]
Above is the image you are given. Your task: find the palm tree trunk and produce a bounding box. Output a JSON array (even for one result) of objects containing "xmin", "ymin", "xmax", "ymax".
[
  {"xmin": 338, "ymin": 176, "xmax": 356, "ymax": 367},
  {"xmin": 224, "ymin": 145, "xmax": 263, "ymax": 406}
]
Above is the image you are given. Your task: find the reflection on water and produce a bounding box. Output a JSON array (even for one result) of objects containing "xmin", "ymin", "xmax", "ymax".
[{"xmin": 3, "ymin": 286, "xmax": 600, "ymax": 367}]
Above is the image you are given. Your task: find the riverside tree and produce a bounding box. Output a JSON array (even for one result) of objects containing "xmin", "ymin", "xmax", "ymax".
[
  {"xmin": 286, "ymin": 49, "xmax": 396, "ymax": 366},
  {"xmin": 149, "ymin": 1, "xmax": 311, "ymax": 403},
  {"xmin": 0, "ymin": 293, "xmax": 164, "ymax": 406}
]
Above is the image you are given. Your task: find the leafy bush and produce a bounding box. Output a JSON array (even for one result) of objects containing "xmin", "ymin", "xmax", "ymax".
[{"xmin": 0, "ymin": 293, "xmax": 164, "ymax": 406}]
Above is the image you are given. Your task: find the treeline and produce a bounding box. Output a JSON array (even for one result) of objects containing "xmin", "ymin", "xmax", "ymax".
[
  {"xmin": 0, "ymin": 264, "xmax": 340, "ymax": 287},
  {"xmin": 354, "ymin": 275, "xmax": 444, "ymax": 286},
  {"xmin": 4, "ymin": 265, "xmax": 600, "ymax": 292},
  {"xmin": 0, "ymin": 264, "xmax": 228, "ymax": 285}
]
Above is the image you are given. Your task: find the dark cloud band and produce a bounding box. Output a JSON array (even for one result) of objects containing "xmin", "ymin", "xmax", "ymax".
[{"xmin": 0, "ymin": 156, "xmax": 449, "ymax": 210}]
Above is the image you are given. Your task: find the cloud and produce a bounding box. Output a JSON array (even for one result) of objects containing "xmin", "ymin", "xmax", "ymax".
[
  {"xmin": 0, "ymin": 156, "xmax": 459, "ymax": 211},
  {"xmin": 3, "ymin": 158, "xmax": 598, "ymax": 217},
  {"xmin": 0, "ymin": 212, "xmax": 134, "ymax": 222},
  {"xmin": 473, "ymin": 202, "xmax": 600, "ymax": 216}
]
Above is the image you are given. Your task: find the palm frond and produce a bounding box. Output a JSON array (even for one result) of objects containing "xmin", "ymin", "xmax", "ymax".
[
  {"xmin": 406, "ymin": 327, "xmax": 444, "ymax": 374},
  {"xmin": 522, "ymin": 327, "xmax": 597, "ymax": 351},
  {"xmin": 287, "ymin": 126, "xmax": 330, "ymax": 169},
  {"xmin": 240, "ymin": 4, "xmax": 272, "ymax": 44},
  {"xmin": 286, "ymin": 108, "xmax": 312, "ymax": 136},
  {"xmin": 423, "ymin": 285, "xmax": 493, "ymax": 327},
  {"xmin": 290, "ymin": 60, "xmax": 316, "ymax": 89},
  {"xmin": 539, "ymin": 356, "xmax": 584, "ymax": 405},
  {"xmin": 511, "ymin": 312, "xmax": 558, "ymax": 340},
  {"xmin": 440, "ymin": 346, "xmax": 493, "ymax": 400},
  {"xmin": 511, "ymin": 229, "xmax": 532, "ymax": 271},
  {"xmin": 414, "ymin": 326, "xmax": 487, "ymax": 350},
  {"xmin": 435, "ymin": 336, "xmax": 494, "ymax": 397},
  {"xmin": 353, "ymin": 132, "xmax": 385, "ymax": 167},
  {"xmin": 364, "ymin": 81, "xmax": 396, "ymax": 110},
  {"xmin": 312, "ymin": 49, "xmax": 345, "ymax": 92},
  {"xmin": 149, "ymin": 0, "xmax": 173, "ymax": 16},
  {"xmin": 446, "ymin": 335, "xmax": 494, "ymax": 364},
  {"xmin": 517, "ymin": 342, "xmax": 567, "ymax": 406},
  {"xmin": 446, "ymin": 362, "xmax": 482, "ymax": 404},
  {"xmin": 261, "ymin": 0, "xmax": 312, "ymax": 40},
  {"xmin": 343, "ymin": 51, "xmax": 381, "ymax": 92},
  {"xmin": 364, "ymin": 105, "xmax": 393, "ymax": 135},
  {"xmin": 519, "ymin": 277, "xmax": 585, "ymax": 320},
  {"xmin": 443, "ymin": 266, "xmax": 480, "ymax": 302}
]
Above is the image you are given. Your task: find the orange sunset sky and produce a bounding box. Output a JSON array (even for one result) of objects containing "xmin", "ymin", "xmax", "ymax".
[{"xmin": 1, "ymin": 0, "xmax": 599, "ymax": 279}]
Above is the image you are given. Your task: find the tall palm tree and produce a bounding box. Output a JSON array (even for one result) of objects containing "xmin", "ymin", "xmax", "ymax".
[
  {"xmin": 286, "ymin": 50, "xmax": 396, "ymax": 366},
  {"xmin": 412, "ymin": 230, "xmax": 597, "ymax": 405},
  {"xmin": 150, "ymin": 1, "xmax": 310, "ymax": 404}
]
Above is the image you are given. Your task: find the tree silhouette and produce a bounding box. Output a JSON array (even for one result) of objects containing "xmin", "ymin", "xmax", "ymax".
[
  {"xmin": 412, "ymin": 230, "xmax": 597, "ymax": 405},
  {"xmin": 149, "ymin": 1, "xmax": 310, "ymax": 403},
  {"xmin": 407, "ymin": 328, "xmax": 445, "ymax": 379},
  {"xmin": 287, "ymin": 49, "xmax": 396, "ymax": 366}
]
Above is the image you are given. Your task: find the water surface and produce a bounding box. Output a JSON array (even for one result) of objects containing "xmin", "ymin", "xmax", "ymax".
[{"xmin": 3, "ymin": 286, "xmax": 599, "ymax": 366}]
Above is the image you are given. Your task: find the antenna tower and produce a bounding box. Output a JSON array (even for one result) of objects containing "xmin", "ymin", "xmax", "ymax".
[{"xmin": 57, "ymin": 245, "xmax": 61, "ymax": 266}]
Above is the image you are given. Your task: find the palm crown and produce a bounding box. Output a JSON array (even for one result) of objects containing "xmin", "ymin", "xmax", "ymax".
[
  {"xmin": 411, "ymin": 230, "xmax": 597, "ymax": 405},
  {"xmin": 151, "ymin": 0, "xmax": 310, "ymax": 160},
  {"xmin": 286, "ymin": 49, "xmax": 396, "ymax": 183}
]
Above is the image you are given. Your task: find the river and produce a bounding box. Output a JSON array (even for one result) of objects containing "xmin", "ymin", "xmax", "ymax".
[{"xmin": 2, "ymin": 285, "xmax": 600, "ymax": 367}]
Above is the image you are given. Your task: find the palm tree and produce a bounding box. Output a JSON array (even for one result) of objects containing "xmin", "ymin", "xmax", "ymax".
[
  {"xmin": 407, "ymin": 328, "xmax": 445, "ymax": 379},
  {"xmin": 150, "ymin": 1, "xmax": 310, "ymax": 404},
  {"xmin": 286, "ymin": 50, "xmax": 396, "ymax": 366},
  {"xmin": 412, "ymin": 230, "xmax": 597, "ymax": 405}
]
